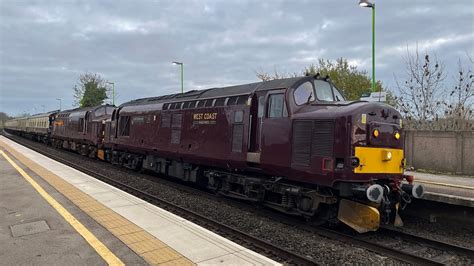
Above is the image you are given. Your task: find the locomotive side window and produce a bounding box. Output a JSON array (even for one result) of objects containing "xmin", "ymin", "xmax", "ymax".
[
  {"xmin": 268, "ymin": 94, "xmax": 287, "ymax": 118},
  {"xmin": 258, "ymin": 96, "xmax": 265, "ymax": 118},
  {"xmin": 227, "ymin": 96, "xmax": 238, "ymax": 106},
  {"xmin": 78, "ymin": 118, "xmax": 85, "ymax": 132},
  {"xmin": 237, "ymin": 96, "xmax": 247, "ymax": 105},
  {"xmin": 197, "ymin": 100, "xmax": 205, "ymax": 108},
  {"xmin": 119, "ymin": 116, "xmax": 131, "ymax": 136},
  {"xmin": 314, "ymin": 80, "xmax": 334, "ymax": 101},
  {"xmin": 204, "ymin": 99, "xmax": 214, "ymax": 107},
  {"xmin": 234, "ymin": 111, "xmax": 243, "ymax": 123},
  {"xmin": 215, "ymin": 98, "xmax": 226, "ymax": 107},
  {"xmin": 294, "ymin": 82, "xmax": 315, "ymax": 105}
]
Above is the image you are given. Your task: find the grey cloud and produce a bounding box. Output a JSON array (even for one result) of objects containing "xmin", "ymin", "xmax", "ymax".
[{"xmin": 1, "ymin": 0, "xmax": 473, "ymax": 115}]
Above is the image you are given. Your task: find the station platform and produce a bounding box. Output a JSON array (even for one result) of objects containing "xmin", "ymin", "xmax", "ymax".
[
  {"xmin": 407, "ymin": 171, "xmax": 474, "ymax": 208},
  {"xmin": 0, "ymin": 136, "xmax": 278, "ymax": 265}
]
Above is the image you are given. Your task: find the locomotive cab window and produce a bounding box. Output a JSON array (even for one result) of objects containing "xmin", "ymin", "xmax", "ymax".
[
  {"xmin": 294, "ymin": 81, "xmax": 315, "ymax": 105},
  {"xmin": 314, "ymin": 80, "xmax": 334, "ymax": 101},
  {"xmin": 268, "ymin": 94, "xmax": 288, "ymax": 118}
]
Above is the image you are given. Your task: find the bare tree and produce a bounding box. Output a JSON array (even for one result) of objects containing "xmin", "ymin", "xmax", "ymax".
[
  {"xmin": 395, "ymin": 48, "xmax": 446, "ymax": 129},
  {"xmin": 255, "ymin": 68, "xmax": 298, "ymax": 81},
  {"xmin": 443, "ymin": 58, "xmax": 474, "ymax": 130}
]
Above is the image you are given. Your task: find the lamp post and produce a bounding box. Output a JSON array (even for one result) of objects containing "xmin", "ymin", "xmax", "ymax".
[
  {"xmin": 106, "ymin": 82, "xmax": 115, "ymax": 105},
  {"xmin": 359, "ymin": 0, "xmax": 376, "ymax": 93},
  {"xmin": 56, "ymin": 98, "xmax": 62, "ymax": 110},
  {"xmin": 172, "ymin": 61, "xmax": 184, "ymax": 94}
]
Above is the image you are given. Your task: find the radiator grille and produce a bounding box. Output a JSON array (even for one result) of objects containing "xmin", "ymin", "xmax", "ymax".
[
  {"xmin": 312, "ymin": 120, "xmax": 334, "ymax": 157},
  {"xmin": 292, "ymin": 120, "xmax": 335, "ymax": 166},
  {"xmin": 292, "ymin": 120, "xmax": 313, "ymax": 166}
]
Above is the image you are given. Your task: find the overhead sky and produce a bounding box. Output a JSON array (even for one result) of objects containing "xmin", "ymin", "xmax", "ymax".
[{"xmin": 1, "ymin": 0, "xmax": 473, "ymax": 115}]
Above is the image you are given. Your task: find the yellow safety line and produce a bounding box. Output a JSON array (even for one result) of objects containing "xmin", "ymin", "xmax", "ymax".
[
  {"xmin": 416, "ymin": 179, "xmax": 474, "ymax": 190},
  {"xmin": 0, "ymin": 150, "xmax": 124, "ymax": 266}
]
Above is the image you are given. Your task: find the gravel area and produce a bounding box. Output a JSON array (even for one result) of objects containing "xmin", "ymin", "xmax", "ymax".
[{"xmin": 6, "ymin": 134, "xmax": 472, "ymax": 265}]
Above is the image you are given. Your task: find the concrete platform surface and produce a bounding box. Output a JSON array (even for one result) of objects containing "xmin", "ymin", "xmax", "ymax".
[
  {"xmin": 0, "ymin": 136, "xmax": 279, "ymax": 265},
  {"xmin": 0, "ymin": 149, "xmax": 145, "ymax": 265},
  {"xmin": 406, "ymin": 171, "xmax": 474, "ymax": 207}
]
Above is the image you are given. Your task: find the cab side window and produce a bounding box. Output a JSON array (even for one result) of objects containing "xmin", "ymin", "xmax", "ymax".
[{"xmin": 268, "ymin": 94, "xmax": 287, "ymax": 118}]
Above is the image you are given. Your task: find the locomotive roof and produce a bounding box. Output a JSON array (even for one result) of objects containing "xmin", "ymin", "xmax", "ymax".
[
  {"xmin": 57, "ymin": 104, "xmax": 114, "ymax": 115},
  {"xmin": 121, "ymin": 76, "xmax": 306, "ymax": 107}
]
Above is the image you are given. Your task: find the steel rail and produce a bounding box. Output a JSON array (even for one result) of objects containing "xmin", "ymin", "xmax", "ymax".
[{"xmin": 2, "ymin": 133, "xmax": 317, "ymax": 266}]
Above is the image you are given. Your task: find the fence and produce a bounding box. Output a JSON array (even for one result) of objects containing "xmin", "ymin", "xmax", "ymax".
[{"xmin": 404, "ymin": 130, "xmax": 474, "ymax": 175}]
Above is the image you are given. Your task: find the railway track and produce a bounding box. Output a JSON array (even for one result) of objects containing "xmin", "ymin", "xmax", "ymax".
[
  {"xmin": 305, "ymin": 226, "xmax": 473, "ymax": 265},
  {"xmin": 4, "ymin": 132, "xmax": 473, "ymax": 265}
]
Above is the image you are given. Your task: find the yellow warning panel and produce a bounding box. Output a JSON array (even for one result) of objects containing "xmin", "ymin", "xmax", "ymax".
[
  {"xmin": 354, "ymin": 147, "xmax": 404, "ymax": 174},
  {"xmin": 337, "ymin": 199, "xmax": 380, "ymax": 233}
]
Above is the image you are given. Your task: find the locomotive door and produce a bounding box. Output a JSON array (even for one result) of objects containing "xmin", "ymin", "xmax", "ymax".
[{"xmin": 247, "ymin": 92, "xmax": 266, "ymax": 163}]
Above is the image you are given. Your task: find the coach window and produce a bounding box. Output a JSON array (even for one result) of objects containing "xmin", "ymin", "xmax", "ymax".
[
  {"xmin": 268, "ymin": 94, "xmax": 287, "ymax": 118},
  {"xmin": 294, "ymin": 81, "xmax": 315, "ymax": 105}
]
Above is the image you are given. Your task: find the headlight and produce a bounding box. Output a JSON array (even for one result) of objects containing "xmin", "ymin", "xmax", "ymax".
[
  {"xmin": 394, "ymin": 131, "xmax": 400, "ymax": 140},
  {"xmin": 373, "ymin": 129, "xmax": 380, "ymax": 138},
  {"xmin": 382, "ymin": 150, "xmax": 392, "ymax": 161}
]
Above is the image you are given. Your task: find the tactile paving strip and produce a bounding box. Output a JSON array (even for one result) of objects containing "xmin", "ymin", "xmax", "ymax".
[{"xmin": 0, "ymin": 141, "xmax": 194, "ymax": 266}]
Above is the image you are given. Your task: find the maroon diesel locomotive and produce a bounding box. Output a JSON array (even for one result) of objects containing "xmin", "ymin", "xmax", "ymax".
[
  {"xmin": 100, "ymin": 75, "xmax": 422, "ymax": 232},
  {"xmin": 51, "ymin": 105, "xmax": 115, "ymax": 157}
]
